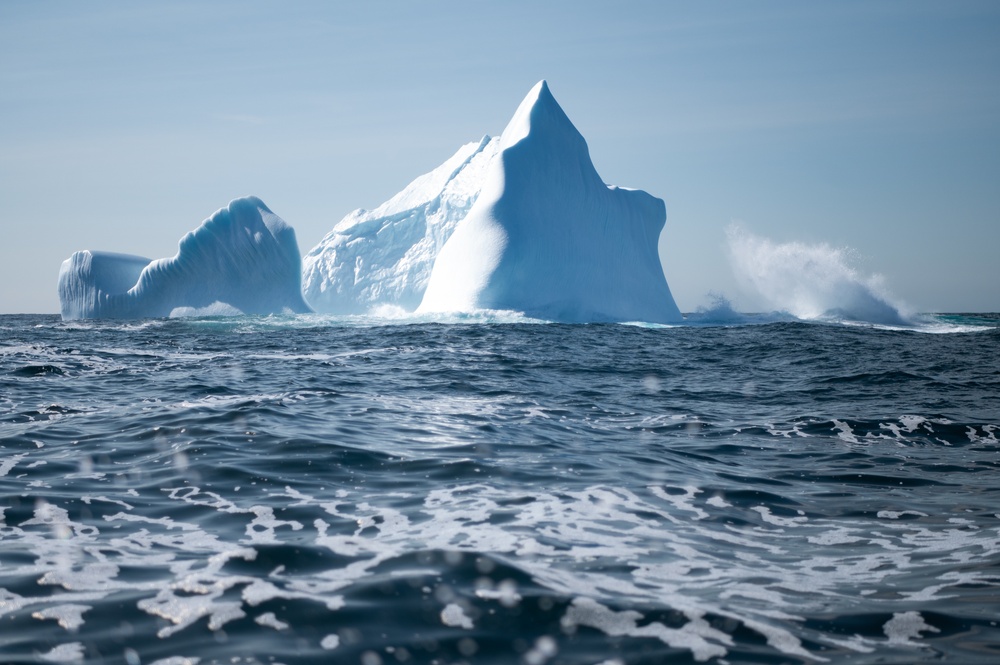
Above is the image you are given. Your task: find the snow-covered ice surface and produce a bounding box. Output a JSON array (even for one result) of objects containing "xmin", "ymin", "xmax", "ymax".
[
  {"xmin": 58, "ymin": 197, "xmax": 310, "ymax": 320},
  {"xmin": 302, "ymin": 137, "xmax": 499, "ymax": 315},
  {"xmin": 419, "ymin": 81, "xmax": 682, "ymax": 323}
]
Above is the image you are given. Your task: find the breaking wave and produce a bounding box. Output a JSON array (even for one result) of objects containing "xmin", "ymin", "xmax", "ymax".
[{"xmin": 726, "ymin": 224, "xmax": 913, "ymax": 326}]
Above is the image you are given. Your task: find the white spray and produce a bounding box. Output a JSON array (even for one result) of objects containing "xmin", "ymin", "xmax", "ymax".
[{"xmin": 725, "ymin": 223, "xmax": 912, "ymax": 325}]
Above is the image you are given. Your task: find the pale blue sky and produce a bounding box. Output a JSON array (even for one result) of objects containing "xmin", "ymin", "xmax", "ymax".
[{"xmin": 2, "ymin": 1, "xmax": 998, "ymax": 313}]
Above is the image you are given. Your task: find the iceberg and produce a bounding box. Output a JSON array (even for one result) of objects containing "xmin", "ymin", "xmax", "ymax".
[
  {"xmin": 304, "ymin": 81, "xmax": 681, "ymax": 324},
  {"xmin": 58, "ymin": 196, "xmax": 311, "ymax": 320},
  {"xmin": 302, "ymin": 136, "xmax": 500, "ymax": 314},
  {"xmin": 418, "ymin": 81, "xmax": 682, "ymax": 323}
]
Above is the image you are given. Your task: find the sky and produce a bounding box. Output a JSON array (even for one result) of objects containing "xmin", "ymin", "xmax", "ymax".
[{"xmin": 2, "ymin": 0, "xmax": 998, "ymax": 314}]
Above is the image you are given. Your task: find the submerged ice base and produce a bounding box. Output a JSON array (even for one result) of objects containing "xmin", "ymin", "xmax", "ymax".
[{"xmin": 58, "ymin": 197, "xmax": 311, "ymax": 320}]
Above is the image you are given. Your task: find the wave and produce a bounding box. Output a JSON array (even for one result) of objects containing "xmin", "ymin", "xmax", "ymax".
[
  {"xmin": 24, "ymin": 311, "xmax": 995, "ymax": 337},
  {"xmin": 725, "ymin": 223, "xmax": 913, "ymax": 326}
]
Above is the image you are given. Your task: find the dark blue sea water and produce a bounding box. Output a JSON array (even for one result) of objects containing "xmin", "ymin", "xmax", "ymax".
[{"xmin": 2, "ymin": 313, "xmax": 999, "ymax": 664}]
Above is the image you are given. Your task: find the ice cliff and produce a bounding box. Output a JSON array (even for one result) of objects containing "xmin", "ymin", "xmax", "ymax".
[
  {"xmin": 304, "ymin": 81, "xmax": 681, "ymax": 323},
  {"xmin": 58, "ymin": 197, "xmax": 310, "ymax": 320}
]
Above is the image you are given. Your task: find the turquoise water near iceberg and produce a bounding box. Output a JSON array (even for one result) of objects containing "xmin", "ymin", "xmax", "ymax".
[{"xmin": 1, "ymin": 314, "xmax": 999, "ymax": 664}]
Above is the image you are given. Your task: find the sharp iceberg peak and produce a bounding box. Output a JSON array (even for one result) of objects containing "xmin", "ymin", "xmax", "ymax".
[{"xmin": 499, "ymin": 80, "xmax": 585, "ymax": 151}]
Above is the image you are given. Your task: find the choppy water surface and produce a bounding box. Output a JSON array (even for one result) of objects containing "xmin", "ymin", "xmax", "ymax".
[{"xmin": 2, "ymin": 314, "xmax": 999, "ymax": 664}]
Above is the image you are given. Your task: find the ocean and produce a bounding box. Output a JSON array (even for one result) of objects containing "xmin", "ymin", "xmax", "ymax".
[{"xmin": 1, "ymin": 313, "xmax": 998, "ymax": 664}]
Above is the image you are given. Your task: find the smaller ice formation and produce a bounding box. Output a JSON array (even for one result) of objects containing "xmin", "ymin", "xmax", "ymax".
[
  {"xmin": 726, "ymin": 224, "xmax": 912, "ymax": 326},
  {"xmin": 59, "ymin": 197, "xmax": 311, "ymax": 320},
  {"xmin": 302, "ymin": 137, "xmax": 500, "ymax": 314}
]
